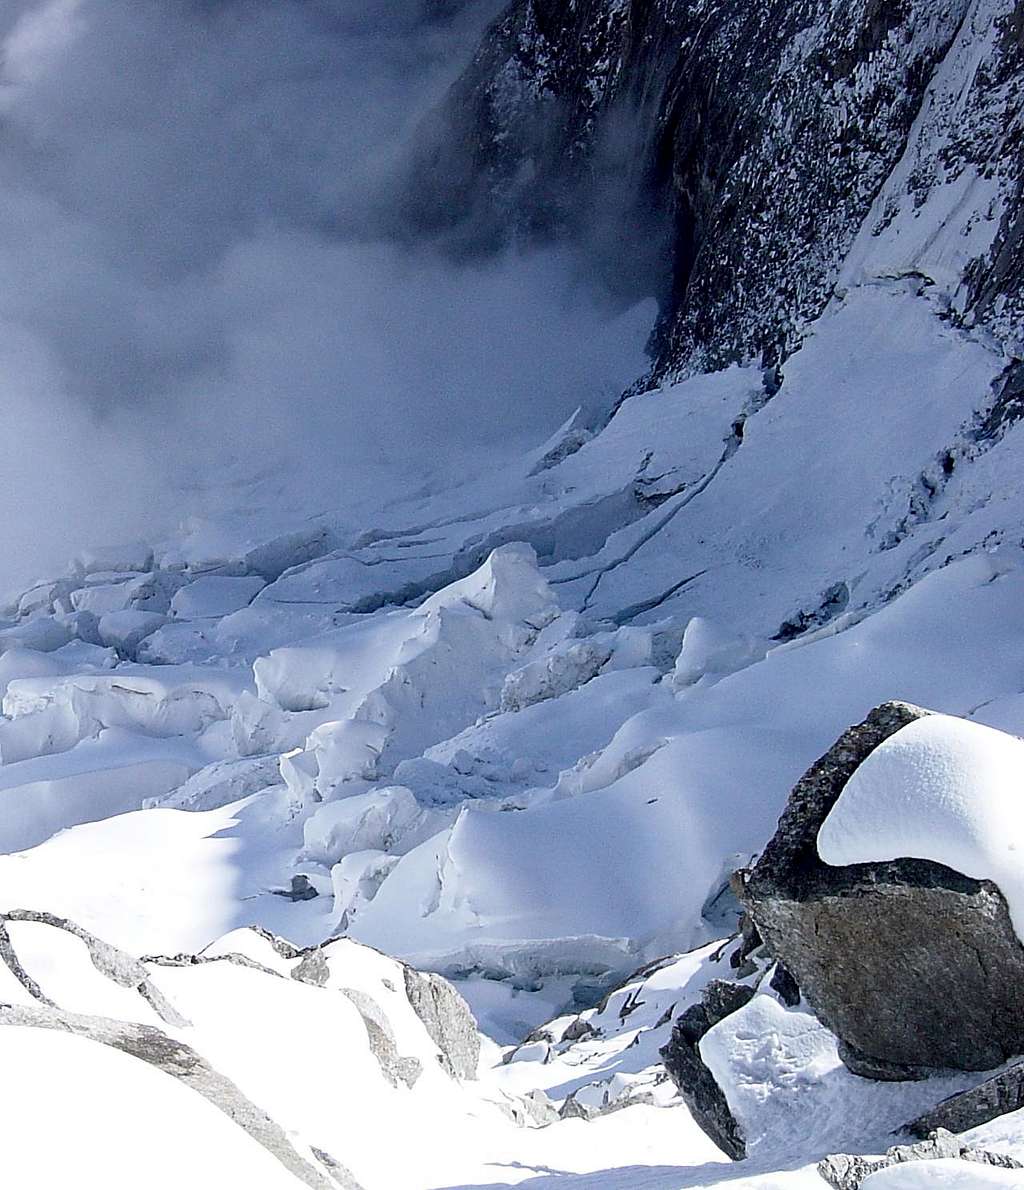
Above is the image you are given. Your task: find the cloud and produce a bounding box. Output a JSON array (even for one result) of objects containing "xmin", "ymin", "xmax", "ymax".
[{"xmin": 0, "ymin": 0, "xmax": 656, "ymax": 592}]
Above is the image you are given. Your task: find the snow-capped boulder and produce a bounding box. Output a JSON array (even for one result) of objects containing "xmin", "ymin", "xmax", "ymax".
[{"xmin": 739, "ymin": 702, "xmax": 1024, "ymax": 1080}]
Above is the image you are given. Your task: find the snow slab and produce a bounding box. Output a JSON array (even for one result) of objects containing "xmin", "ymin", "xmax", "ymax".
[
  {"xmin": 0, "ymin": 1028, "xmax": 304, "ymax": 1188},
  {"xmin": 700, "ymin": 992, "xmax": 983, "ymax": 1161},
  {"xmin": 862, "ymin": 1162, "xmax": 1024, "ymax": 1188}
]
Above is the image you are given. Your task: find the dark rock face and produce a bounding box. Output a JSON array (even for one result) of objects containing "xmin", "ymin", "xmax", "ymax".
[
  {"xmin": 818, "ymin": 1129, "xmax": 1022, "ymax": 1190},
  {"xmin": 740, "ymin": 702, "xmax": 1024, "ymax": 1080},
  {"xmin": 410, "ymin": 0, "xmax": 1024, "ymax": 376},
  {"xmin": 907, "ymin": 1063, "xmax": 1024, "ymax": 1138},
  {"xmin": 660, "ymin": 979, "xmax": 754, "ymax": 1160}
]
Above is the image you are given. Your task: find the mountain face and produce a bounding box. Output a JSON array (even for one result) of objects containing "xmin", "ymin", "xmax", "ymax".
[
  {"xmin": 2, "ymin": 4, "xmax": 1024, "ymax": 1188},
  {"xmin": 412, "ymin": 0, "xmax": 1023, "ymax": 377}
]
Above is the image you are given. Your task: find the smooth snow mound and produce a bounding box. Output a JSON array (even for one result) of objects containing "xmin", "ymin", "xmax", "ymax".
[
  {"xmin": 818, "ymin": 715, "xmax": 1024, "ymax": 936},
  {"xmin": 0, "ymin": 1028, "xmax": 302, "ymax": 1188},
  {"xmin": 861, "ymin": 1159, "xmax": 1024, "ymax": 1187}
]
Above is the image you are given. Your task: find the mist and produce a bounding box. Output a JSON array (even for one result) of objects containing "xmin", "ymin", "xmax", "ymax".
[{"xmin": 0, "ymin": 0, "xmax": 657, "ymax": 593}]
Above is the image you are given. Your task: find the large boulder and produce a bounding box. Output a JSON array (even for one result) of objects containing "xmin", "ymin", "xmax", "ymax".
[{"xmin": 738, "ymin": 702, "xmax": 1024, "ymax": 1080}]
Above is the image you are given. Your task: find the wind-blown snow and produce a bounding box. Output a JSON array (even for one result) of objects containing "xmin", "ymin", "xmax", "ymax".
[{"xmin": 818, "ymin": 715, "xmax": 1024, "ymax": 936}]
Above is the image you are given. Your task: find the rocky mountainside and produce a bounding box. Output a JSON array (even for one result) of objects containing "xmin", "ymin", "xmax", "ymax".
[
  {"xmin": 412, "ymin": 0, "xmax": 1023, "ymax": 378},
  {"xmin": 1, "ymin": 2, "xmax": 1024, "ymax": 1188}
]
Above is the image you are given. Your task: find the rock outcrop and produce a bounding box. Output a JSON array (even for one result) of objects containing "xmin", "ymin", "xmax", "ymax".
[
  {"xmin": 659, "ymin": 979, "xmax": 754, "ymax": 1160},
  {"xmin": 403, "ymin": 967, "xmax": 481, "ymax": 1080},
  {"xmin": 739, "ymin": 702, "xmax": 1024, "ymax": 1080},
  {"xmin": 0, "ymin": 914, "xmax": 493, "ymax": 1189},
  {"xmin": 907, "ymin": 1063, "xmax": 1024, "ymax": 1137}
]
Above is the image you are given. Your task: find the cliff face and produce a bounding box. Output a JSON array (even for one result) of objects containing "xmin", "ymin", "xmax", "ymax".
[{"xmin": 410, "ymin": 0, "xmax": 1023, "ymax": 379}]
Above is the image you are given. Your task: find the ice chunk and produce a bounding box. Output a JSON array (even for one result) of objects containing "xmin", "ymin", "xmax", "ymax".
[
  {"xmin": 2, "ymin": 665, "xmax": 250, "ymax": 766},
  {"xmin": 70, "ymin": 571, "xmax": 180, "ymax": 616},
  {"xmin": 671, "ymin": 617, "xmax": 765, "ymax": 689},
  {"xmin": 500, "ymin": 639, "xmax": 612, "ymax": 711},
  {"xmin": 17, "ymin": 579, "xmax": 75, "ymax": 618},
  {"xmin": 97, "ymin": 610, "xmax": 167, "ymax": 654},
  {"xmin": 419, "ymin": 542, "xmax": 558, "ymax": 648},
  {"xmin": 0, "ymin": 617, "xmax": 73, "ymax": 655},
  {"xmin": 73, "ymin": 541, "xmax": 154, "ymax": 575},
  {"xmin": 330, "ymin": 849, "xmax": 400, "ymax": 925},
  {"xmin": 0, "ymin": 647, "xmax": 73, "ymax": 701},
  {"xmin": 170, "ymin": 576, "xmax": 266, "ymax": 620},
  {"xmin": 303, "ymin": 720, "xmax": 387, "ymax": 796},
  {"xmin": 302, "ymin": 785, "xmax": 425, "ymax": 867},
  {"xmin": 137, "ymin": 621, "xmax": 218, "ymax": 665}
]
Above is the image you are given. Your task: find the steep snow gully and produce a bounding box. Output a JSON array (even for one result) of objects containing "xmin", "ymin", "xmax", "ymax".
[{"xmin": 2, "ymin": 0, "xmax": 1024, "ymax": 1187}]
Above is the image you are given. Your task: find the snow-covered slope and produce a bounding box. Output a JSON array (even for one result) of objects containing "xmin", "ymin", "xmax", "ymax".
[{"xmin": 1, "ymin": 1, "xmax": 1023, "ymax": 1186}]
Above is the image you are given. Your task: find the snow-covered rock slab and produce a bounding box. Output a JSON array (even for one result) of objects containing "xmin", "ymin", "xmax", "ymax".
[{"xmin": 818, "ymin": 715, "xmax": 1024, "ymax": 935}]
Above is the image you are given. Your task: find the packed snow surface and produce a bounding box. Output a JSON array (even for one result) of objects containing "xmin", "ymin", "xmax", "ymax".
[
  {"xmin": 818, "ymin": 715, "xmax": 1024, "ymax": 935},
  {"xmin": 1, "ymin": 3, "xmax": 1023, "ymax": 1182},
  {"xmin": 862, "ymin": 1163, "xmax": 1024, "ymax": 1188}
]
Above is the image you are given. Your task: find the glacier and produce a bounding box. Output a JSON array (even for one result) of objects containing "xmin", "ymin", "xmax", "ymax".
[{"xmin": 1, "ymin": 0, "xmax": 1024, "ymax": 1187}]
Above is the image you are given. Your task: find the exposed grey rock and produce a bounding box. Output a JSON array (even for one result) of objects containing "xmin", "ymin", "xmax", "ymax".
[
  {"xmin": 144, "ymin": 949, "xmax": 282, "ymax": 980},
  {"xmin": 660, "ymin": 980, "xmax": 754, "ymax": 1161},
  {"xmin": 818, "ymin": 1129, "xmax": 1022, "ymax": 1189},
  {"xmin": 907, "ymin": 1062, "xmax": 1024, "ymax": 1138},
  {"xmin": 273, "ymin": 874, "xmax": 319, "ymax": 902},
  {"xmin": 559, "ymin": 1092, "xmax": 596, "ymax": 1122},
  {"xmin": 558, "ymin": 1084, "xmax": 657, "ymax": 1123},
  {"xmin": 339, "ymin": 986, "xmax": 423, "ymax": 1090},
  {"xmin": 292, "ymin": 949, "xmax": 331, "ymax": 988},
  {"xmin": 768, "ymin": 964, "xmax": 800, "ymax": 1009},
  {"xmin": 0, "ymin": 920, "xmax": 52, "ymax": 1005},
  {"xmin": 739, "ymin": 702, "xmax": 1024, "ymax": 1080},
  {"xmin": 0, "ymin": 1002, "xmax": 359, "ymax": 1190},
  {"xmin": 561, "ymin": 1017, "xmax": 599, "ymax": 1044},
  {"xmin": 403, "ymin": 967, "xmax": 481, "ymax": 1080}
]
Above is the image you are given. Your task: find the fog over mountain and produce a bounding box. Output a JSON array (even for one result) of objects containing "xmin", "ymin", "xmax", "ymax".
[
  {"xmin": 0, "ymin": 0, "xmax": 654, "ymax": 589},
  {"xmin": 2, "ymin": 4, "xmax": 1024, "ymax": 1189}
]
